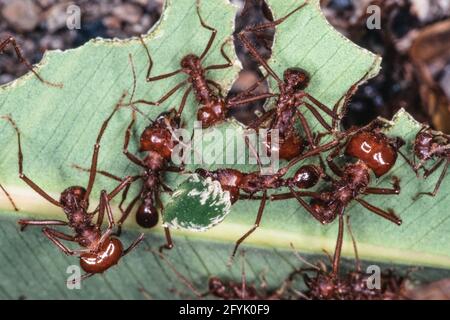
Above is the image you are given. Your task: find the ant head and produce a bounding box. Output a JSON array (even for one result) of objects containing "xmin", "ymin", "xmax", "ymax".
[
  {"xmin": 155, "ymin": 109, "xmax": 180, "ymax": 128},
  {"xmin": 310, "ymin": 199, "xmax": 338, "ymax": 224},
  {"xmin": 180, "ymin": 54, "xmax": 200, "ymax": 69},
  {"xmin": 292, "ymin": 165, "xmax": 322, "ymax": 189},
  {"xmin": 283, "ymin": 68, "xmax": 310, "ymax": 90},
  {"xmin": 60, "ymin": 186, "xmax": 88, "ymax": 211},
  {"xmin": 414, "ymin": 131, "xmax": 434, "ymax": 161},
  {"xmin": 208, "ymin": 277, "xmax": 226, "ymax": 294}
]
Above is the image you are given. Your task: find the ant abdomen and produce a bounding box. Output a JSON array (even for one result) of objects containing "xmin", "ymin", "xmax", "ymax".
[
  {"xmin": 345, "ymin": 131, "xmax": 398, "ymax": 177},
  {"xmin": 79, "ymin": 237, "xmax": 123, "ymax": 274},
  {"xmin": 136, "ymin": 201, "xmax": 159, "ymax": 228},
  {"xmin": 291, "ymin": 165, "xmax": 322, "ymax": 189}
]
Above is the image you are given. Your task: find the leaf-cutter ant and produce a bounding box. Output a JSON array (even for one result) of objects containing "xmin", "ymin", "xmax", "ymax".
[
  {"xmin": 271, "ymin": 121, "xmax": 404, "ymax": 275},
  {"xmin": 1, "ymin": 94, "xmax": 143, "ymax": 282},
  {"xmin": 130, "ymin": 0, "xmax": 274, "ymax": 128},
  {"xmin": 402, "ymin": 127, "xmax": 450, "ymax": 199}
]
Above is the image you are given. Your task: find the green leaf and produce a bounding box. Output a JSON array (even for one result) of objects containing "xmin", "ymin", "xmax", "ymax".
[
  {"xmin": 0, "ymin": 0, "xmax": 449, "ymax": 300},
  {"xmin": 164, "ymin": 174, "xmax": 232, "ymax": 231}
]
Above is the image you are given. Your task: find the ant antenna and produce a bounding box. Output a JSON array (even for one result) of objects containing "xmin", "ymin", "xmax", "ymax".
[
  {"xmin": 125, "ymin": 54, "xmax": 154, "ymax": 124},
  {"xmin": 240, "ymin": 250, "xmax": 247, "ymax": 299},
  {"xmin": 346, "ymin": 216, "xmax": 361, "ymax": 272},
  {"xmin": 289, "ymin": 243, "xmax": 320, "ymax": 271},
  {"xmin": 151, "ymin": 248, "xmax": 203, "ymax": 298}
]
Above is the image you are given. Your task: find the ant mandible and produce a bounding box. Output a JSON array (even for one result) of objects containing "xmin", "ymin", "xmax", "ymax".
[
  {"xmin": 271, "ymin": 121, "xmax": 404, "ymax": 275},
  {"xmin": 130, "ymin": 0, "xmax": 273, "ymax": 128},
  {"xmin": 402, "ymin": 127, "xmax": 449, "ymax": 199},
  {"xmin": 75, "ymin": 55, "xmax": 185, "ymax": 252},
  {"xmin": 1, "ymin": 94, "xmax": 143, "ymax": 282},
  {"xmin": 1, "ymin": 36, "xmax": 62, "ymax": 87}
]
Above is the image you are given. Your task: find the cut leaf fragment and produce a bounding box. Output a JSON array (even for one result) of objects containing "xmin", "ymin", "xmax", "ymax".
[{"xmin": 163, "ymin": 174, "xmax": 232, "ymax": 231}]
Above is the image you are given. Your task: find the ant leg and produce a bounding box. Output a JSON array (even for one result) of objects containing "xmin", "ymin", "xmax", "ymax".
[
  {"xmin": 346, "ymin": 215, "xmax": 361, "ymax": 272},
  {"xmin": 326, "ymin": 142, "xmax": 345, "ymax": 177},
  {"xmin": 230, "ymin": 191, "xmax": 267, "ymax": 260},
  {"xmin": 296, "ymin": 109, "xmax": 316, "ymax": 149},
  {"xmin": 227, "ymin": 92, "xmax": 277, "ymax": 107},
  {"xmin": 415, "ymin": 160, "xmax": 449, "ymax": 198},
  {"xmin": 139, "ymin": 36, "xmax": 182, "ymax": 82},
  {"xmin": 71, "ymin": 165, "xmax": 123, "ymax": 182},
  {"xmin": 280, "ymin": 139, "xmax": 339, "ymax": 174},
  {"xmin": 153, "ymin": 249, "xmax": 204, "ymax": 297},
  {"xmin": 355, "ymin": 199, "xmax": 402, "ymax": 225},
  {"xmin": 241, "ymin": 1, "xmax": 309, "ymax": 34},
  {"xmin": 123, "ymin": 112, "xmax": 146, "ymax": 167},
  {"xmin": 205, "ymin": 40, "xmax": 233, "ymax": 70},
  {"xmin": 196, "ymin": 0, "xmax": 217, "ymax": 61},
  {"xmin": 159, "ymin": 227, "xmax": 174, "ymax": 252},
  {"xmin": 122, "ymin": 233, "xmax": 145, "ymax": 256},
  {"xmin": 84, "ymin": 92, "xmax": 128, "ymax": 201},
  {"xmin": 331, "ymin": 208, "xmax": 345, "ymax": 277},
  {"xmin": 398, "ymin": 151, "xmax": 418, "ymax": 176},
  {"xmin": 117, "ymin": 194, "xmax": 140, "ymax": 231},
  {"xmin": 288, "ymin": 186, "xmax": 329, "ymax": 224},
  {"xmin": 303, "ymin": 93, "xmax": 340, "ymax": 120},
  {"xmin": 227, "ymin": 73, "xmax": 270, "ymax": 103},
  {"xmin": 0, "ymin": 36, "xmax": 63, "ymax": 88},
  {"xmin": 18, "ymin": 219, "xmax": 67, "ymax": 231},
  {"xmin": 364, "ymin": 176, "xmax": 400, "ymax": 195},
  {"xmin": 0, "ymin": 115, "xmax": 62, "ymax": 208},
  {"xmin": 0, "ymin": 183, "xmax": 18, "ymax": 211},
  {"xmin": 303, "ymin": 102, "xmax": 332, "ymax": 131},
  {"xmin": 42, "ymin": 227, "xmax": 80, "ymax": 256},
  {"xmin": 238, "ymin": 31, "xmax": 282, "ymax": 85},
  {"xmin": 206, "ymin": 80, "xmax": 223, "ymax": 96},
  {"xmin": 133, "ymin": 80, "xmax": 187, "ymax": 107},
  {"xmin": 177, "ymin": 87, "xmax": 193, "ymax": 117},
  {"xmin": 247, "ymin": 108, "xmax": 277, "ymax": 130}
]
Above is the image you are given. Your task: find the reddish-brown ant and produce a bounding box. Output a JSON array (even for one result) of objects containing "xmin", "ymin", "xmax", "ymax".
[
  {"xmin": 131, "ymin": 0, "xmax": 273, "ymax": 128},
  {"xmin": 1, "ymin": 94, "xmax": 143, "ymax": 282},
  {"xmin": 234, "ymin": 1, "xmax": 382, "ymax": 161},
  {"xmin": 271, "ymin": 121, "xmax": 404, "ymax": 275},
  {"xmin": 152, "ymin": 250, "xmax": 291, "ymax": 300},
  {"xmin": 74, "ymin": 55, "xmax": 184, "ymax": 252},
  {"xmin": 195, "ymin": 138, "xmax": 340, "ymax": 260},
  {"xmin": 291, "ymin": 218, "xmax": 409, "ymax": 300},
  {"xmin": 228, "ymin": 0, "xmax": 353, "ymax": 160},
  {"xmin": 403, "ymin": 127, "xmax": 449, "ymax": 198},
  {"xmin": 1, "ymin": 36, "xmax": 62, "ymax": 87}
]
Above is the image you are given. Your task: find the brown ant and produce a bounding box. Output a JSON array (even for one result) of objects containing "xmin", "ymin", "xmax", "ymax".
[
  {"xmin": 74, "ymin": 55, "xmax": 184, "ymax": 252},
  {"xmin": 271, "ymin": 121, "xmax": 404, "ymax": 275},
  {"xmin": 403, "ymin": 127, "xmax": 449, "ymax": 199},
  {"xmin": 228, "ymin": 0, "xmax": 356, "ymax": 160},
  {"xmin": 195, "ymin": 138, "xmax": 340, "ymax": 260},
  {"xmin": 131, "ymin": 0, "xmax": 273, "ymax": 128},
  {"xmin": 291, "ymin": 218, "xmax": 409, "ymax": 300},
  {"xmin": 1, "ymin": 36, "xmax": 62, "ymax": 87},
  {"xmin": 1, "ymin": 94, "xmax": 143, "ymax": 282},
  {"xmin": 152, "ymin": 250, "xmax": 291, "ymax": 300}
]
